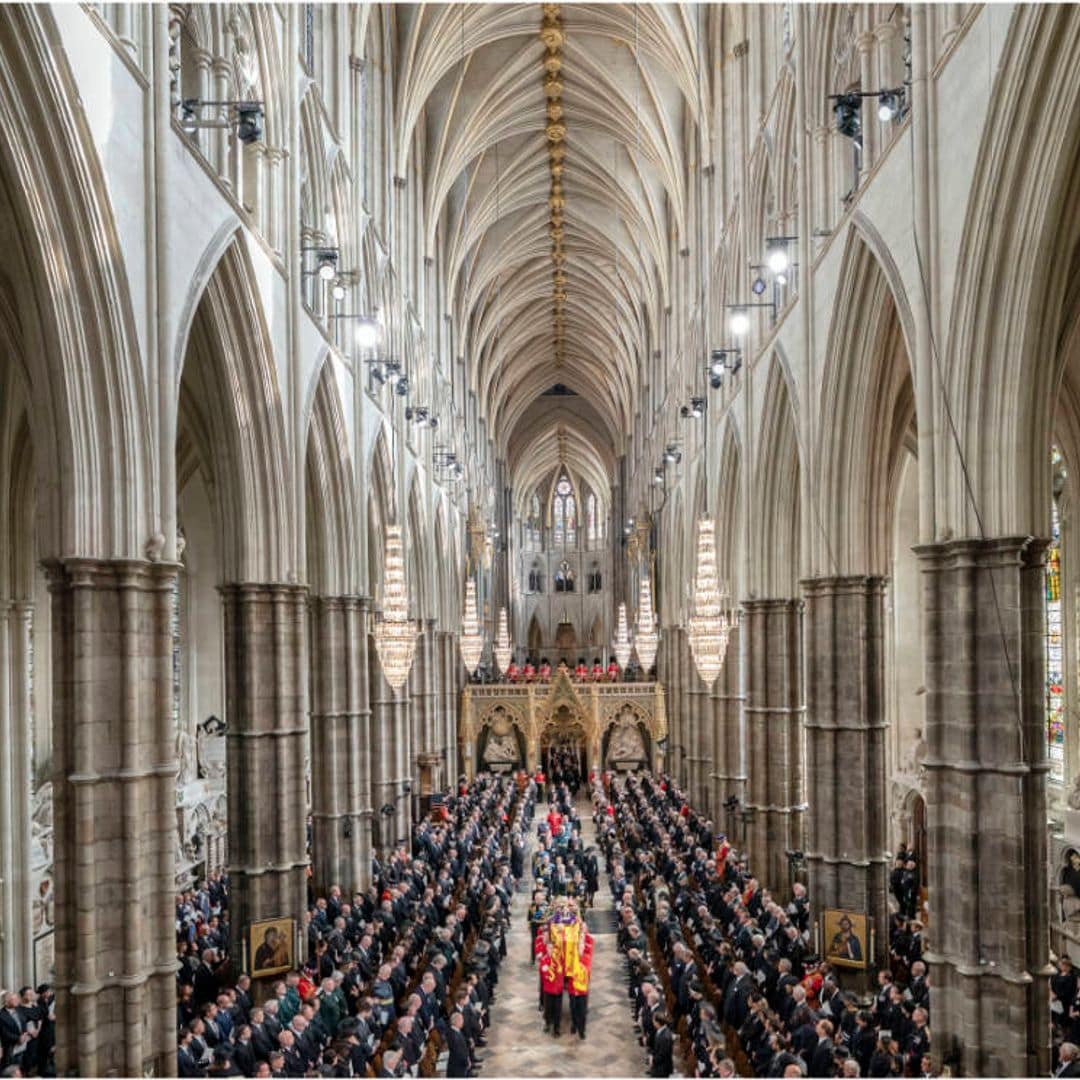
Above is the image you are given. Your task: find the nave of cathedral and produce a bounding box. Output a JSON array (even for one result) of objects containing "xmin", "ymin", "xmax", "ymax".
[{"xmin": 0, "ymin": 2, "xmax": 1078, "ymax": 1077}]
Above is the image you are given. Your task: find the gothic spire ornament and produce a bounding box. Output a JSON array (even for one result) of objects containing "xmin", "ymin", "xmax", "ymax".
[
  {"xmin": 613, "ymin": 602, "xmax": 632, "ymax": 668},
  {"xmin": 495, "ymin": 607, "xmax": 512, "ymax": 673},
  {"xmin": 634, "ymin": 572, "xmax": 658, "ymax": 672},
  {"xmin": 687, "ymin": 516, "xmax": 730, "ymax": 687},
  {"xmin": 374, "ymin": 524, "xmax": 417, "ymax": 689},
  {"xmin": 460, "ymin": 578, "xmax": 484, "ymax": 674}
]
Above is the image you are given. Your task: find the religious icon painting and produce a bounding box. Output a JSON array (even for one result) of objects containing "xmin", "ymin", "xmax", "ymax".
[
  {"xmin": 822, "ymin": 907, "xmax": 868, "ymax": 969},
  {"xmin": 250, "ymin": 916, "xmax": 296, "ymax": 978}
]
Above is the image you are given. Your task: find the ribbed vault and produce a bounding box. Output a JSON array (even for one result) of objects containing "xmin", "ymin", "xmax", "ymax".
[{"xmin": 393, "ymin": 3, "xmax": 711, "ymax": 494}]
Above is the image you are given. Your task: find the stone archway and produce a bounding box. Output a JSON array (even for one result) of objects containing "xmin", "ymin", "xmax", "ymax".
[{"xmin": 540, "ymin": 706, "xmax": 588, "ymax": 785}]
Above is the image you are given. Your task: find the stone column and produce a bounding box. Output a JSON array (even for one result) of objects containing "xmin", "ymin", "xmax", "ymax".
[
  {"xmin": 686, "ymin": 636, "xmax": 711, "ymax": 811},
  {"xmin": 803, "ymin": 577, "xmax": 889, "ymax": 964},
  {"xmin": 46, "ymin": 558, "xmax": 177, "ymax": 1077},
  {"xmin": 0, "ymin": 600, "xmax": 33, "ymax": 989},
  {"xmin": 369, "ymin": 639, "xmax": 412, "ymax": 850},
  {"xmin": 309, "ymin": 595, "xmax": 370, "ymax": 896},
  {"xmin": 743, "ymin": 599, "xmax": 806, "ymax": 892},
  {"xmin": 711, "ymin": 622, "xmax": 746, "ymax": 844},
  {"xmin": 914, "ymin": 538, "xmax": 1050, "ymax": 1077},
  {"xmin": 221, "ymin": 584, "xmax": 308, "ymax": 969},
  {"xmin": 441, "ymin": 633, "xmax": 460, "ymax": 789}
]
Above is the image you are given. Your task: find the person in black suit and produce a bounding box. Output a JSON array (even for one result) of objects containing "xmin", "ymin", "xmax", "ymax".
[
  {"xmin": 808, "ymin": 1019, "xmax": 836, "ymax": 1078},
  {"xmin": 231, "ymin": 1025, "xmax": 256, "ymax": 1077},
  {"xmin": 649, "ymin": 1013, "xmax": 674, "ymax": 1077},
  {"xmin": 445, "ymin": 1011, "xmax": 472, "ymax": 1078},
  {"xmin": 178, "ymin": 1028, "xmax": 208, "ymax": 1078}
]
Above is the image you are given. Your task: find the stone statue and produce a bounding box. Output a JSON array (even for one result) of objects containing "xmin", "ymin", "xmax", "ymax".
[
  {"xmin": 483, "ymin": 731, "xmax": 518, "ymax": 764},
  {"xmin": 609, "ymin": 720, "xmax": 646, "ymax": 763},
  {"xmin": 177, "ymin": 729, "xmax": 197, "ymax": 785},
  {"xmin": 1067, "ymin": 772, "xmax": 1080, "ymax": 811},
  {"xmin": 197, "ymin": 722, "xmax": 226, "ymax": 780}
]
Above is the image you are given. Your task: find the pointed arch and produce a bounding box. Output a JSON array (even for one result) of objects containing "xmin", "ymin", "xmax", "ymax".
[
  {"xmin": 945, "ymin": 4, "xmax": 1080, "ymax": 537},
  {"xmin": 817, "ymin": 225, "xmax": 916, "ymax": 575},
  {"xmin": 176, "ymin": 235, "xmax": 292, "ymax": 582},
  {"xmin": 0, "ymin": 8, "xmax": 152, "ymax": 558},
  {"xmin": 305, "ymin": 361, "xmax": 359, "ymax": 596},
  {"xmin": 714, "ymin": 421, "xmax": 743, "ymax": 599},
  {"xmin": 755, "ymin": 356, "xmax": 801, "ymax": 598}
]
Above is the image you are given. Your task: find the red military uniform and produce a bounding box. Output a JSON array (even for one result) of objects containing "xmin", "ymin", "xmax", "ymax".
[
  {"xmin": 567, "ymin": 932, "xmax": 594, "ymax": 1039},
  {"xmin": 574, "ymin": 662, "xmax": 587, "ymax": 681},
  {"xmin": 539, "ymin": 938, "xmax": 565, "ymax": 1035},
  {"xmin": 591, "ymin": 662, "xmax": 603, "ymax": 681},
  {"xmin": 539, "ymin": 661, "xmax": 552, "ymax": 682},
  {"xmin": 607, "ymin": 661, "xmax": 619, "ymax": 681},
  {"xmin": 507, "ymin": 661, "xmax": 519, "ymax": 683},
  {"xmin": 523, "ymin": 662, "xmax": 536, "ymax": 682}
]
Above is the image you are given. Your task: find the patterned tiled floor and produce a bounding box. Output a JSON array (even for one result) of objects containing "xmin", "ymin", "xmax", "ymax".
[{"xmin": 477, "ymin": 800, "xmax": 649, "ymax": 1078}]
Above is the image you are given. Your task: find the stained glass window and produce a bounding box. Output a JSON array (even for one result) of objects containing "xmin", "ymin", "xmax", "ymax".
[
  {"xmin": 554, "ymin": 475, "xmax": 576, "ymax": 545},
  {"xmin": 1047, "ymin": 448, "xmax": 1065, "ymax": 783},
  {"xmin": 587, "ymin": 493, "xmax": 598, "ymax": 543}
]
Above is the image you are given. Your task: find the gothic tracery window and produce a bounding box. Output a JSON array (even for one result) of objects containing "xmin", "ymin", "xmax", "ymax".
[
  {"xmin": 553, "ymin": 474, "xmax": 576, "ymax": 546},
  {"xmin": 586, "ymin": 492, "xmax": 600, "ymax": 543}
]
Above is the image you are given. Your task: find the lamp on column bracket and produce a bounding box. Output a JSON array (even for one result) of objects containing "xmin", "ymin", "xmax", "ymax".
[
  {"xmin": 634, "ymin": 572, "xmax": 659, "ymax": 672},
  {"xmin": 613, "ymin": 602, "xmax": 632, "ymax": 668},
  {"xmin": 374, "ymin": 524, "xmax": 417, "ymax": 689},
  {"xmin": 460, "ymin": 578, "xmax": 484, "ymax": 674},
  {"xmin": 494, "ymin": 607, "xmax": 512, "ymax": 673},
  {"xmin": 687, "ymin": 516, "xmax": 730, "ymax": 688}
]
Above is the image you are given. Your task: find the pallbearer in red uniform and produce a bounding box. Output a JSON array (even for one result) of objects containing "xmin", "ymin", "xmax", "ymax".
[
  {"xmin": 567, "ymin": 924, "xmax": 594, "ymax": 1039},
  {"xmin": 538, "ymin": 925, "xmax": 565, "ymax": 1035}
]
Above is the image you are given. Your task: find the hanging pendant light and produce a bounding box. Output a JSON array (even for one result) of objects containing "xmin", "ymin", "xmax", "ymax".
[
  {"xmin": 687, "ymin": 516, "xmax": 730, "ymax": 688},
  {"xmin": 634, "ymin": 571, "xmax": 658, "ymax": 672},
  {"xmin": 460, "ymin": 578, "xmax": 484, "ymax": 674},
  {"xmin": 613, "ymin": 602, "xmax": 632, "ymax": 668},
  {"xmin": 374, "ymin": 524, "xmax": 417, "ymax": 690},
  {"xmin": 495, "ymin": 607, "xmax": 512, "ymax": 673}
]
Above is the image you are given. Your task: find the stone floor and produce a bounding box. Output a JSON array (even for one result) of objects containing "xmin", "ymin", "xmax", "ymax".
[{"xmin": 477, "ymin": 798, "xmax": 649, "ymax": 1078}]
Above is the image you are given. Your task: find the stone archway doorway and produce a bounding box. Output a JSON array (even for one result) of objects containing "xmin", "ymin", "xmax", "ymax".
[{"xmin": 540, "ymin": 705, "xmax": 587, "ymax": 787}]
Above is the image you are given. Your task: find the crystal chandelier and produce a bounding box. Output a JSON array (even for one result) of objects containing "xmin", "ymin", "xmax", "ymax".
[
  {"xmin": 460, "ymin": 578, "xmax": 484, "ymax": 674},
  {"xmin": 687, "ymin": 516, "xmax": 730, "ymax": 687},
  {"xmin": 374, "ymin": 524, "xmax": 417, "ymax": 690},
  {"xmin": 494, "ymin": 607, "xmax": 512, "ymax": 673},
  {"xmin": 634, "ymin": 571, "xmax": 659, "ymax": 672},
  {"xmin": 613, "ymin": 602, "xmax": 632, "ymax": 668}
]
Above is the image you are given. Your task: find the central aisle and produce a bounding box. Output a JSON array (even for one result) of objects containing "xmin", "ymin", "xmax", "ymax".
[{"xmin": 479, "ymin": 795, "xmax": 649, "ymax": 1078}]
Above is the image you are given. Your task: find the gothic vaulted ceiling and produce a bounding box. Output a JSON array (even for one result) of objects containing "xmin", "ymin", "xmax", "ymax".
[{"xmin": 391, "ymin": 3, "xmax": 711, "ymax": 501}]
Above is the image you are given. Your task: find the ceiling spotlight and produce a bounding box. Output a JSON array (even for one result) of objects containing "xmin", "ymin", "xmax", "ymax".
[
  {"xmin": 653, "ymin": 468, "xmax": 665, "ymax": 486},
  {"xmin": 395, "ymin": 375, "xmax": 410, "ymax": 396},
  {"xmin": 710, "ymin": 369, "xmax": 724, "ymax": 390},
  {"xmin": 180, "ymin": 98, "xmax": 199, "ymax": 135},
  {"xmin": 877, "ymin": 91, "xmax": 901, "ymax": 123},
  {"xmin": 236, "ymin": 103, "xmax": 264, "ymax": 144},
  {"xmin": 709, "ymin": 354, "xmax": 726, "ymax": 378},
  {"xmin": 355, "ymin": 317, "xmax": 380, "ymax": 350},
  {"xmin": 766, "ymin": 243, "xmax": 790, "ymax": 275},
  {"xmin": 729, "ymin": 308, "xmax": 751, "ymax": 337},
  {"xmin": 775, "ymin": 272, "xmax": 788, "ymax": 287},
  {"xmin": 315, "ymin": 250, "xmax": 338, "ymax": 282},
  {"xmin": 331, "ymin": 280, "xmax": 347, "ymax": 301},
  {"xmin": 833, "ymin": 93, "xmax": 862, "ymax": 140},
  {"xmin": 691, "ymin": 397, "xmax": 705, "ymax": 419},
  {"xmin": 663, "ymin": 444, "xmax": 682, "ymax": 465}
]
